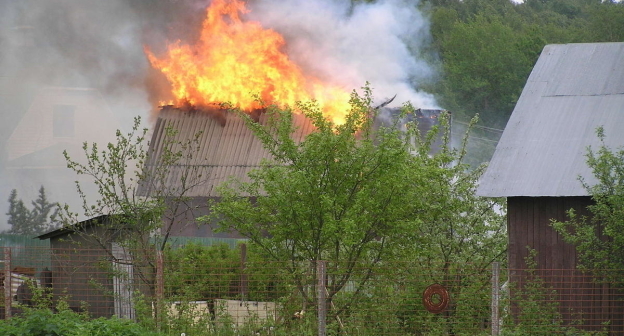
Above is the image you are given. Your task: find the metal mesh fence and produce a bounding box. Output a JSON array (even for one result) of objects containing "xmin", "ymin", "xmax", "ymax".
[{"xmin": 1, "ymin": 246, "xmax": 623, "ymax": 335}]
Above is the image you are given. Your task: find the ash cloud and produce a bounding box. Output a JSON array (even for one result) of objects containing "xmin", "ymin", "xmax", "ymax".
[{"xmin": 247, "ymin": 0, "xmax": 438, "ymax": 109}]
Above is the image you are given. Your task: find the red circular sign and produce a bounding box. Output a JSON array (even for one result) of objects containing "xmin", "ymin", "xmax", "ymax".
[{"xmin": 422, "ymin": 283, "xmax": 450, "ymax": 314}]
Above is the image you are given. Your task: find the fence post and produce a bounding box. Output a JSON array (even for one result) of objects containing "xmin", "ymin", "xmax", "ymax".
[
  {"xmin": 4, "ymin": 247, "xmax": 11, "ymax": 319},
  {"xmin": 317, "ymin": 260, "xmax": 326, "ymax": 336},
  {"xmin": 240, "ymin": 243, "xmax": 248, "ymax": 302},
  {"xmin": 491, "ymin": 261, "xmax": 500, "ymax": 336},
  {"xmin": 156, "ymin": 250, "xmax": 164, "ymax": 330}
]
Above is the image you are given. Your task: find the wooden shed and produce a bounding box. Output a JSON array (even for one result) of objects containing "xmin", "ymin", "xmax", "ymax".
[
  {"xmin": 477, "ymin": 42, "xmax": 624, "ymax": 332},
  {"xmin": 36, "ymin": 215, "xmax": 140, "ymax": 319}
]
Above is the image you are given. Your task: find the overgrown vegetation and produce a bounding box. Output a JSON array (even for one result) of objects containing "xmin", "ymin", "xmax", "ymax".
[
  {"xmin": 1, "ymin": 250, "xmax": 608, "ymax": 336},
  {"xmin": 0, "ymin": 309, "xmax": 159, "ymax": 336},
  {"xmin": 0, "ymin": 290, "xmax": 158, "ymax": 336}
]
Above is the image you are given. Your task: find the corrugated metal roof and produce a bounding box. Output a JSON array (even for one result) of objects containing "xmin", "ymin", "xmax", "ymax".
[
  {"xmin": 139, "ymin": 107, "xmax": 313, "ymax": 197},
  {"xmin": 477, "ymin": 43, "xmax": 624, "ymax": 197}
]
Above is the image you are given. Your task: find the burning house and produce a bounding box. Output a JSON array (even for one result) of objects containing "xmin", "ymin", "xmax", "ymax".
[
  {"xmin": 138, "ymin": 104, "xmax": 443, "ymax": 239},
  {"xmin": 138, "ymin": 106, "xmax": 314, "ymax": 238},
  {"xmin": 478, "ymin": 42, "xmax": 624, "ymax": 332},
  {"xmin": 137, "ymin": 0, "xmax": 443, "ymax": 240}
]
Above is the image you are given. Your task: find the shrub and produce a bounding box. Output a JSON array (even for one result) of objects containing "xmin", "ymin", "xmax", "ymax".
[{"xmin": 0, "ymin": 307, "xmax": 158, "ymax": 336}]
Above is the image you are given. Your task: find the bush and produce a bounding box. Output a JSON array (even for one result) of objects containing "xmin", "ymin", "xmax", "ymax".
[{"xmin": 0, "ymin": 307, "xmax": 158, "ymax": 336}]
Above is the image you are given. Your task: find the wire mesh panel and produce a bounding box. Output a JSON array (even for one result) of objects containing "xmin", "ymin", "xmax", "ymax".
[
  {"xmin": 508, "ymin": 268, "xmax": 624, "ymax": 334},
  {"xmin": 1, "ymin": 246, "xmax": 624, "ymax": 335}
]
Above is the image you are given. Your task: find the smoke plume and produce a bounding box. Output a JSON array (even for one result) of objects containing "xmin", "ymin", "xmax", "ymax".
[
  {"xmin": 248, "ymin": 0, "xmax": 437, "ymax": 108},
  {"xmin": 0, "ymin": 0, "xmax": 436, "ymax": 231}
]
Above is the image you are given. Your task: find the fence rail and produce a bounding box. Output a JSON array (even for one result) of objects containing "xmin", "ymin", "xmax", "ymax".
[{"xmin": 1, "ymin": 246, "xmax": 623, "ymax": 335}]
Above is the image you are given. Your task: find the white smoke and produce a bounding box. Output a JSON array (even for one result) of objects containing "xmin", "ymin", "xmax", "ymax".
[{"xmin": 247, "ymin": 0, "xmax": 438, "ymax": 109}]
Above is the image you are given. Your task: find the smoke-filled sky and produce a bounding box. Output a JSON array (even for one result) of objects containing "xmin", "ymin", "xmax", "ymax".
[
  {"xmin": 0, "ymin": 0, "xmax": 436, "ymax": 231},
  {"xmin": 247, "ymin": 0, "xmax": 437, "ymax": 108}
]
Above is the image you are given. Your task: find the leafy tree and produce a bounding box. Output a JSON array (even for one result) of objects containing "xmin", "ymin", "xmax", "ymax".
[
  {"xmin": 586, "ymin": 2, "xmax": 624, "ymax": 42},
  {"xmin": 6, "ymin": 186, "xmax": 59, "ymax": 236},
  {"xmin": 422, "ymin": 0, "xmax": 624, "ymax": 167},
  {"xmin": 208, "ymin": 87, "xmax": 506, "ymax": 322},
  {"xmin": 60, "ymin": 116, "xmax": 208, "ymax": 289},
  {"xmin": 552, "ymin": 127, "xmax": 624, "ymax": 283},
  {"xmin": 438, "ymin": 14, "xmax": 536, "ymax": 127}
]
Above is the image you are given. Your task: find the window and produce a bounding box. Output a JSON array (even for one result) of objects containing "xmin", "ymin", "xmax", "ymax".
[{"xmin": 53, "ymin": 105, "xmax": 75, "ymax": 137}]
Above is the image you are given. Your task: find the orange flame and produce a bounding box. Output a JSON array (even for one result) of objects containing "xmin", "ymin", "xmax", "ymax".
[{"xmin": 146, "ymin": 0, "xmax": 350, "ymax": 124}]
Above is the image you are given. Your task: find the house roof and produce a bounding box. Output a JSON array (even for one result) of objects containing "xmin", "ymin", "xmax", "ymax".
[
  {"xmin": 137, "ymin": 107, "xmax": 315, "ymax": 198},
  {"xmin": 477, "ymin": 42, "xmax": 624, "ymax": 197}
]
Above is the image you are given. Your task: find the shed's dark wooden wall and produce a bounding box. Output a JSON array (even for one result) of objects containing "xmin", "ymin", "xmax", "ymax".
[
  {"xmin": 507, "ymin": 196, "xmax": 592, "ymax": 270},
  {"xmin": 508, "ymin": 196, "xmax": 624, "ymax": 333},
  {"xmin": 49, "ymin": 230, "xmax": 114, "ymax": 318}
]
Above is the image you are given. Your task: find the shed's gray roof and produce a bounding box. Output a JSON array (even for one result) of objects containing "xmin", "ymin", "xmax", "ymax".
[{"xmin": 477, "ymin": 43, "xmax": 624, "ymax": 197}]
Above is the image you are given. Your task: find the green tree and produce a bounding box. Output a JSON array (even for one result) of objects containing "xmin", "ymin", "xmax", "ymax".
[
  {"xmin": 586, "ymin": 2, "xmax": 624, "ymax": 42},
  {"xmin": 6, "ymin": 186, "xmax": 59, "ymax": 236},
  {"xmin": 207, "ymin": 87, "xmax": 506, "ymax": 322},
  {"xmin": 438, "ymin": 14, "xmax": 536, "ymax": 126},
  {"xmin": 60, "ymin": 116, "xmax": 208, "ymax": 289},
  {"xmin": 552, "ymin": 127, "xmax": 624, "ymax": 282}
]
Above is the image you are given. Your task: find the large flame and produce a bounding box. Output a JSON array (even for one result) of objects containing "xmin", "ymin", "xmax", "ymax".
[{"xmin": 146, "ymin": 0, "xmax": 350, "ymax": 124}]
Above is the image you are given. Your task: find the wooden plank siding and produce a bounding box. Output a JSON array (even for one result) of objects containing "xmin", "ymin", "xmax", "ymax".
[
  {"xmin": 508, "ymin": 196, "xmax": 624, "ymax": 333},
  {"xmin": 508, "ymin": 197, "xmax": 589, "ymax": 270}
]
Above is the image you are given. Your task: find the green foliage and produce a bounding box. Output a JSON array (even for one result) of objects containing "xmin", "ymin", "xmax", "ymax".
[
  {"xmin": 164, "ymin": 242, "xmax": 281, "ymax": 302},
  {"xmin": 210, "ymin": 88, "xmax": 424, "ymax": 312},
  {"xmin": 434, "ymin": 12, "xmax": 539, "ymax": 126},
  {"xmin": 156, "ymin": 243, "xmax": 290, "ymax": 335},
  {"xmin": 6, "ymin": 186, "xmax": 59, "ymax": 236},
  {"xmin": 552, "ymin": 127, "xmax": 624, "ymax": 283},
  {"xmin": 424, "ymin": 0, "xmax": 624, "ymax": 164},
  {"xmin": 211, "ymin": 88, "xmax": 421, "ymax": 257},
  {"xmin": 61, "ymin": 116, "xmax": 163, "ymax": 246},
  {"xmin": 207, "ymin": 86, "xmax": 506, "ymax": 330},
  {"xmin": 0, "ymin": 308, "xmax": 158, "ymax": 336},
  {"xmin": 586, "ymin": 3, "xmax": 624, "ymax": 42},
  {"xmin": 165, "ymin": 243, "xmax": 239, "ymax": 300}
]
